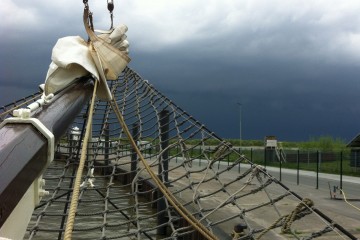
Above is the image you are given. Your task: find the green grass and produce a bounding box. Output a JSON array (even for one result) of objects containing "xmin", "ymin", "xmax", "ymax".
[
  {"xmin": 60, "ymin": 134, "xmax": 359, "ymax": 177},
  {"xmin": 205, "ymin": 135, "xmax": 348, "ymax": 151},
  {"xmin": 166, "ymin": 144, "xmax": 360, "ymax": 177}
]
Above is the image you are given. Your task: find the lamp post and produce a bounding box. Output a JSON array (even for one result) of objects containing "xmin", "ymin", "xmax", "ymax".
[{"xmin": 237, "ymin": 102, "xmax": 242, "ymax": 147}]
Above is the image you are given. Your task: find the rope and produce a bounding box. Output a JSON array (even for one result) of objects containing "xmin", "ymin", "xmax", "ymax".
[
  {"xmin": 339, "ymin": 189, "xmax": 360, "ymax": 212},
  {"xmin": 24, "ymin": 68, "xmax": 357, "ymax": 240},
  {"xmin": 199, "ymin": 165, "xmax": 258, "ymax": 221},
  {"xmin": 258, "ymin": 168, "xmax": 351, "ymax": 240},
  {"xmin": 255, "ymin": 198, "xmax": 313, "ymax": 240},
  {"xmin": 281, "ymin": 198, "xmax": 313, "ymax": 233},
  {"xmin": 110, "ymin": 95, "xmax": 219, "ymax": 240},
  {"xmin": 63, "ymin": 80, "xmax": 98, "ymax": 240}
]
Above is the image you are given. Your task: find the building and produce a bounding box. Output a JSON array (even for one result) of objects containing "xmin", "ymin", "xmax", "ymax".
[{"xmin": 346, "ymin": 134, "xmax": 360, "ymax": 169}]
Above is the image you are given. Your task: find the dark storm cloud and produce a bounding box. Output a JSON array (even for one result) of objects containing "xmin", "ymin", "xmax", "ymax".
[
  {"xmin": 2, "ymin": 0, "xmax": 360, "ymax": 141},
  {"xmin": 129, "ymin": 46, "xmax": 360, "ymax": 141}
]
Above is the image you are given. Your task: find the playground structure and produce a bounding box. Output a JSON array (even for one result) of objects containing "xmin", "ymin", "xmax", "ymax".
[
  {"xmin": 265, "ymin": 136, "xmax": 287, "ymax": 163},
  {"xmin": 0, "ymin": 68, "xmax": 358, "ymax": 239}
]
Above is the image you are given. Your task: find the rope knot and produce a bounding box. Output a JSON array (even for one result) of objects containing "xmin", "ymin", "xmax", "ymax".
[{"xmin": 281, "ymin": 198, "xmax": 314, "ymax": 234}]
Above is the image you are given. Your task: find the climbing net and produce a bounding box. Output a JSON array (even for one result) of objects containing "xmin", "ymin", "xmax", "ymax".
[{"xmin": 3, "ymin": 67, "xmax": 353, "ymax": 239}]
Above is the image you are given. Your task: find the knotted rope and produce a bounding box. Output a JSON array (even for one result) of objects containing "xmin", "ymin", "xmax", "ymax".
[
  {"xmin": 110, "ymin": 95, "xmax": 219, "ymax": 240},
  {"xmin": 255, "ymin": 198, "xmax": 314, "ymax": 240}
]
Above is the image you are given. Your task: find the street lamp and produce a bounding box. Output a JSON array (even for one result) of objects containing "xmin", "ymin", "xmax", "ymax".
[{"xmin": 237, "ymin": 102, "xmax": 242, "ymax": 147}]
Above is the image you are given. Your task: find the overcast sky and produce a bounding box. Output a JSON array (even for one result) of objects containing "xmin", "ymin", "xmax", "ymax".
[{"xmin": 2, "ymin": 0, "xmax": 360, "ymax": 141}]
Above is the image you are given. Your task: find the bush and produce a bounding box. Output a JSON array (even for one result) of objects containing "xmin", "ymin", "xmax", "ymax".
[{"xmin": 299, "ymin": 136, "xmax": 347, "ymax": 151}]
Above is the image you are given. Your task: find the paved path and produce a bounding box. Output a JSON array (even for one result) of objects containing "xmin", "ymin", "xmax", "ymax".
[
  {"xmin": 169, "ymin": 158, "xmax": 360, "ymax": 239},
  {"xmin": 240, "ymin": 163, "xmax": 360, "ymax": 197},
  {"xmin": 100, "ymin": 151, "xmax": 360, "ymax": 239}
]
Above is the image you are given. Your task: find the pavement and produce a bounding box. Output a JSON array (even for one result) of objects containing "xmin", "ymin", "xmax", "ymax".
[
  {"xmin": 168, "ymin": 158, "xmax": 360, "ymax": 239},
  {"xmin": 106, "ymin": 151, "xmax": 360, "ymax": 239}
]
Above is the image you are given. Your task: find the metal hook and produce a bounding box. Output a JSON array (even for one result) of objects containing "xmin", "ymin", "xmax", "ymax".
[
  {"xmin": 107, "ymin": 0, "xmax": 114, "ymax": 12},
  {"xmin": 107, "ymin": 0, "xmax": 114, "ymax": 29}
]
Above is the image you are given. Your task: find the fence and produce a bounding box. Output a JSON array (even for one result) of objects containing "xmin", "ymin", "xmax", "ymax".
[
  {"xmin": 59, "ymin": 136, "xmax": 359, "ymax": 190},
  {"xmin": 169, "ymin": 146, "xmax": 360, "ymax": 189}
]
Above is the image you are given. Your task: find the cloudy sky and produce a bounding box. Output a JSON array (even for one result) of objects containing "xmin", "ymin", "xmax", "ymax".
[{"xmin": 2, "ymin": 0, "xmax": 360, "ymax": 141}]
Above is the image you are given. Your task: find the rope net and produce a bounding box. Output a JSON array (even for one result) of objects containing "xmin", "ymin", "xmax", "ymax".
[{"xmin": 2, "ymin": 67, "xmax": 354, "ymax": 239}]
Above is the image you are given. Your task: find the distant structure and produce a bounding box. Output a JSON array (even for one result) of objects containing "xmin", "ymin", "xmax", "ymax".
[
  {"xmin": 346, "ymin": 134, "xmax": 360, "ymax": 170},
  {"xmin": 264, "ymin": 135, "xmax": 286, "ymax": 163}
]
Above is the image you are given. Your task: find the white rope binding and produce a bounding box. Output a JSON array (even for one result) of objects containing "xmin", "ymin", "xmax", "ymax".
[{"xmin": 0, "ymin": 108, "xmax": 55, "ymax": 168}]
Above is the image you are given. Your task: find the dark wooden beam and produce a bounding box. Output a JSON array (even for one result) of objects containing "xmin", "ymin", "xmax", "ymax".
[{"xmin": 0, "ymin": 78, "xmax": 94, "ymax": 227}]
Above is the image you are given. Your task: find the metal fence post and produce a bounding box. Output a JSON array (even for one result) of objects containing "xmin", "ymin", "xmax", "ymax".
[
  {"xmin": 316, "ymin": 150, "xmax": 319, "ymax": 189},
  {"xmin": 297, "ymin": 149, "xmax": 300, "ymax": 185},
  {"xmin": 157, "ymin": 109, "xmax": 169, "ymax": 235},
  {"xmin": 238, "ymin": 148, "xmax": 241, "ymax": 173},
  {"xmin": 340, "ymin": 151, "xmax": 343, "ymax": 190},
  {"xmin": 251, "ymin": 148, "xmax": 253, "ymax": 162},
  {"xmin": 264, "ymin": 148, "xmax": 267, "ymax": 168},
  {"xmin": 131, "ymin": 123, "xmax": 139, "ymax": 181},
  {"xmin": 355, "ymin": 151, "xmax": 358, "ymax": 172},
  {"xmin": 279, "ymin": 149, "xmax": 282, "ymax": 182}
]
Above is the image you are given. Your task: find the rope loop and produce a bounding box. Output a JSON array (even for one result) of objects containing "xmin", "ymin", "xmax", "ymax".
[
  {"xmin": 281, "ymin": 198, "xmax": 314, "ymax": 234},
  {"xmin": 255, "ymin": 198, "xmax": 314, "ymax": 239}
]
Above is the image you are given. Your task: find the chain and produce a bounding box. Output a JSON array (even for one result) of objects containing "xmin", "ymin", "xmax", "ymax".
[
  {"xmin": 83, "ymin": 0, "xmax": 113, "ymax": 31},
  {"xmin": 107, "ymin": 0, "xmax": 114, "ymax": 29}
]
